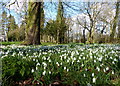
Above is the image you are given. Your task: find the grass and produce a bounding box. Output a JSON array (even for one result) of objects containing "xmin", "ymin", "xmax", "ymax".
[{"xmin": 0, "ymin": 41, "xmax": 22, "ymax": 45}]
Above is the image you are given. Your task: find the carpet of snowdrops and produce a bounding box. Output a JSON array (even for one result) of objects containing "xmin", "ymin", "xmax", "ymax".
[{"xmin": 1, "ymin": 44, "xmax": 120, "ymax": 85}]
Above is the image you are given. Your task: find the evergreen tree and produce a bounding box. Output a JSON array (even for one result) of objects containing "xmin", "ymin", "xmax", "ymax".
[
  {"xmin": 56, "ymin": 0, "xmax": 67, "ymax": 43},
  {"xmin": 7, "ymin": 14, "xmax": 18, "ymax": 31},
  {"xmin": 1, "ymin": 11, "xmax": 8, "ymax": 35}
]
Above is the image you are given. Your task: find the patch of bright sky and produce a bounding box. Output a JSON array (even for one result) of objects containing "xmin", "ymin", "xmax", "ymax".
[{"xmin": 0, "ymin": 0, "xmax": 117, "ymax": 26}]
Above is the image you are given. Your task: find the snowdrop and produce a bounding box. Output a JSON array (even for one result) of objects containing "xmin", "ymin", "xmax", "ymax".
[
  {"xmin": 36, "ymin": 63, "xmax": 40, "ymax": 66},
  {"xmin": 49, "ymin": 59, "xmax": 51, "ymax": 62},
  {"xmin": 81, "ymin": 64, "xmax": 84, "ymax": 67},
  {"xmin": 92, "ymin": 73, "xmax": 94, "ymax": 77},
  {"xmin": 112, "ymin": 71, "xmax": 114, "ymax": 74},
  {"xmin": 67, "ymin": 69, "xmax": 69, "ymax": 72},
  {"xmin": 49, "ymin": 71, "xmax": 51, "ymax": 74},
  {"xmin": 96, "ymin": 67, "xmax": 100, "ymax": 71},
  {"xmin": 43, "ymin": 71, "xmax": 46, "ymax": 75},
  {"xmin": 93, "ymin": 77, "xmax": 96, "ymax": 83},
  {"xmin": 83, "ymin": 74, "xmax": 86, "ymax": 77},
  {"xmin": 31, "ymin": 69, "xmax": 34, "ymax": 73},
  {"xmin": 64, "ymin": 67, "xmax": 66, "ymax": 70},
  {"xmin": 106, "ymin": 67, "xmax": 109, "ymax": 71},
  {"xmin": 94, "ymin": 60, "xmax": 96, "ymax": 63}
]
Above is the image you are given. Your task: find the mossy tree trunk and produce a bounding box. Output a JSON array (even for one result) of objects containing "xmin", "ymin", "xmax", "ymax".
[
  {"xmin": 25, "ymin": 1, "xmax": 42, "ymax": 45},
  {"xmin": 110, "ymin": 1, "xmax": 119, "ymax": 42}
]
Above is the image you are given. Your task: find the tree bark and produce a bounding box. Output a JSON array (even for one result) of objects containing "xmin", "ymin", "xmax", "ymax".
[
  {"xmin": 110, "ymin": 1, "xmax": 119, "ymax": 42},
  {"xmin": 25, "ymin": 2, "xmax": 41, "ymax": 45}
]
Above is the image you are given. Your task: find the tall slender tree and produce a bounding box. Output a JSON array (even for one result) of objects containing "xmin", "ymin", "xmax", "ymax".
[{"xmin": 56, "ymin": 0, "xmax": 67, "ymax": 44}]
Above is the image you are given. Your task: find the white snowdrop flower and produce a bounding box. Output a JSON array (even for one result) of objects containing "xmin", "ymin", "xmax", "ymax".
[
  {"xmin": 73, "ymin": 57, "xmax": 76, "ymax": 61},
  {"xmin": 31, "ymin": 69, "xmax": 34, "ymax": 73},
  {"xmin": 43, "ymin": 71, "xmax": 46, "ymax": 75},
  {"xmin": 94, "ymin": 60, "xmax": 96, "ymax": 63},
  {"xmin": 76, "ymin": 51, "xmax": 79, "ymax": 55},
  {"xmin": 49, "ymin": 71, "xmax": 51, "ymax": 74},
  {"xmin": 92, "ymin": 73, "xmax": 94, "ymax": 77},
  {"xmin": 47, "ymin": 57, "xmax": 50, "ymax": 60},
  {"xmin": 79, "ymin": 57, "xmax": 81, "ymax": 59},
  {"xmin": 103, "ymin": 69, "xmax": 106, "ymax": 72},
  {"xmin": 36, "ymin": 66, "xmax": 38, "ymax": 70},
  {"xmin": 83, "ymin": 57, "xmax": 85, "ymax": 59},
  {"xmin": 56, "ymin": 62, "xmax": 60, "ymax": 66},
  {"xmin": 43, "ymin": 52, "xmax": 47, "ymax": 54},
  {"xmin": 77, "ymin": 60, "xmax": 80, "ymax": 63},
  {"xmin": 44, "ymin": 66, "xmax": 46, "ymax": 69},
  {"xmin": 67, "ymin": 59, "xmax": 69, "ymax": 63},
  {"xmin": 67, "ymin": 69, "xmax": 69, "ymax": 72},
  {"xmin": 100, "ymin": 63, "xmax": 104, "ymax": 67},
  {"xmin": 90, "ymin": 52, "xmax": 92, "ymax": 56},
  {"xmin": 98, "ymin": 57, "xmax": 102, "ymax": 61},
  {"xmin": 112, "ymin": 61, "xmax": 115, "ymax": 64},
  {"xmin": 106, "ymin": 67, "xmax": 109, "ymax": 71},
  {"xmin": 71, "ymin": 51, "xmax": 75, "ymax": 56},
  {"xmin": 83, "ymin": 74, "xmax": 86, "ymax": 77},
  {"xmin": 64, "ymin": 56, "xmax": 67, "ymax": 59},
  {"xmin": 36, "ymin": 59, "xmax": 38, "ymax": 62},
  {"xmin": 33, "ymin": 59, "xmax": 35, "ymax": 61},
  {"xmin": 110, "ymin": 57, "xmax": 112, "ymax": 59},
  {"xmin": 60, "ymin": 62, "xmax": 62, "ymax": 65},
  {"xmin": 64, "ymin": 67, "xmax": 66, "ymax": 70},
  {"xmin": 42, "ymin": 62, "xmax": 47, "ymax": 67},
  {"xmin": 93, "ymin": 77, "xmax": 96, "ymax": 83},
  {"xmin": 72, "ymin": 61, "xmax": 74, "ymax": 64},
  {"xmin": 114, "ymin": 58, "xmax": 117, "ymax": 62},
  {"xmin": 112, "ymin": 71, "xmax": 114, "ymax": 74},
  {"xmin": 43, "ymin": 57, "xmax": 46, "ymax": 60},
  {"xmin": 36, "ymin": 63, "xmax": 40, "ymax": 66},
  {"xmin": 49, "ymin": 59, "xmax": 51, "ymax": 62},
  {"xmin": 23, "ymin": 57, "xmax": 26, "ymax": 59},
  {"xmin": 90, "ymin": 55, "xmax": 92, "ymax": 59},
  {"xmin": 81, "ymin": 64, "xmax": 84, "ymax": 67},
  {"xmin": 96, "ymin": 67, "xmax": 100, "ymax": 71}
]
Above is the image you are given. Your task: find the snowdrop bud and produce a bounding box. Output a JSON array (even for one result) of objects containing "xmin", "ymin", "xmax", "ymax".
[
  {"xmin": 67, "ymin": 69, "xmax": 69, "ymax": 72},
  {"xmin": 49, "ymin": 59, "xmax": 51, "ymax": 62},
  {"xmin": 64, "ymin": 67, "xmax": 66, "ymax": 70},
  {"xmin": 81, "ymin": 64, "xmax": 84, "ymax": 67},
  {"xmin": 93, "ymin": 77, "xmax": 96, "ymax": 83},
  {"xmin": 43, "ymin": 71, "xmax": 46, "ymax": 75},
  {"xmin": 36, "ymin": 66, "xmax": 38, "ymax": 70},
  {"xmin": 77, "ymin": 60, "xmax": 80, "ymax": 63},
  {"xmin": 96, "ymin": 67, "xmax": 100, "ymax": 71},
  {"xmin": 106, "ymin": 67, "xmax": 109, "ymax": 71},
  {"xmin": 83, "ymin": 57, "xmax": 85, "ymax": 59},
  {"xmin": 49, "ymin": 71, "xmax": 51, "ymax": 74},
  {"xmin": 103, "ymin": 69, "xmax": 106, "ymax": 72},
  {"xmin": 31, "ymin": 69, "xmax": 34, "ymax": 73},
  {"xmin": 60, "ymin": 62, "xmax": 62, "ymax": 65},
  {"xmin": 112, "ymin": 61, "xmax": 115, "ymax": 64},
  {"xmin": 92, "ymin": 73, "xmax": 94, "ymax": 77},
  {"xmin": 112, "ymin": 71, "xmax": 114, "ymax": 74},
  {"xmin": 94, "ymin": 60, "xmax": 96, "ymax": 63},
  {"xmin": 33, "ymin": 59, "xmax": 35, "ymax": 61},
  {"xmin": 36, "ymin": 63, "xmax": 40, "ymax": 66},
  {"xmin": 83, "ymin": 74, "xmax": 86, "ymax": 77}
]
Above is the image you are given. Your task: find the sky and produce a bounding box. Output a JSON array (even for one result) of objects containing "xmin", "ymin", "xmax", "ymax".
[{"xmin": 0, "ymin": 0, "xmax": 116, "ymax": 36}]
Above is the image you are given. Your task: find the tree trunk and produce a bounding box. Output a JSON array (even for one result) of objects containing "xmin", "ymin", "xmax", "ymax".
[
  {"xmin": 25, "ymin": 2, "xmax": 41, "ymax": 45},
  {"xmin": 110, "ymin": 1, "xmax": 119, "ymax": 42}
]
